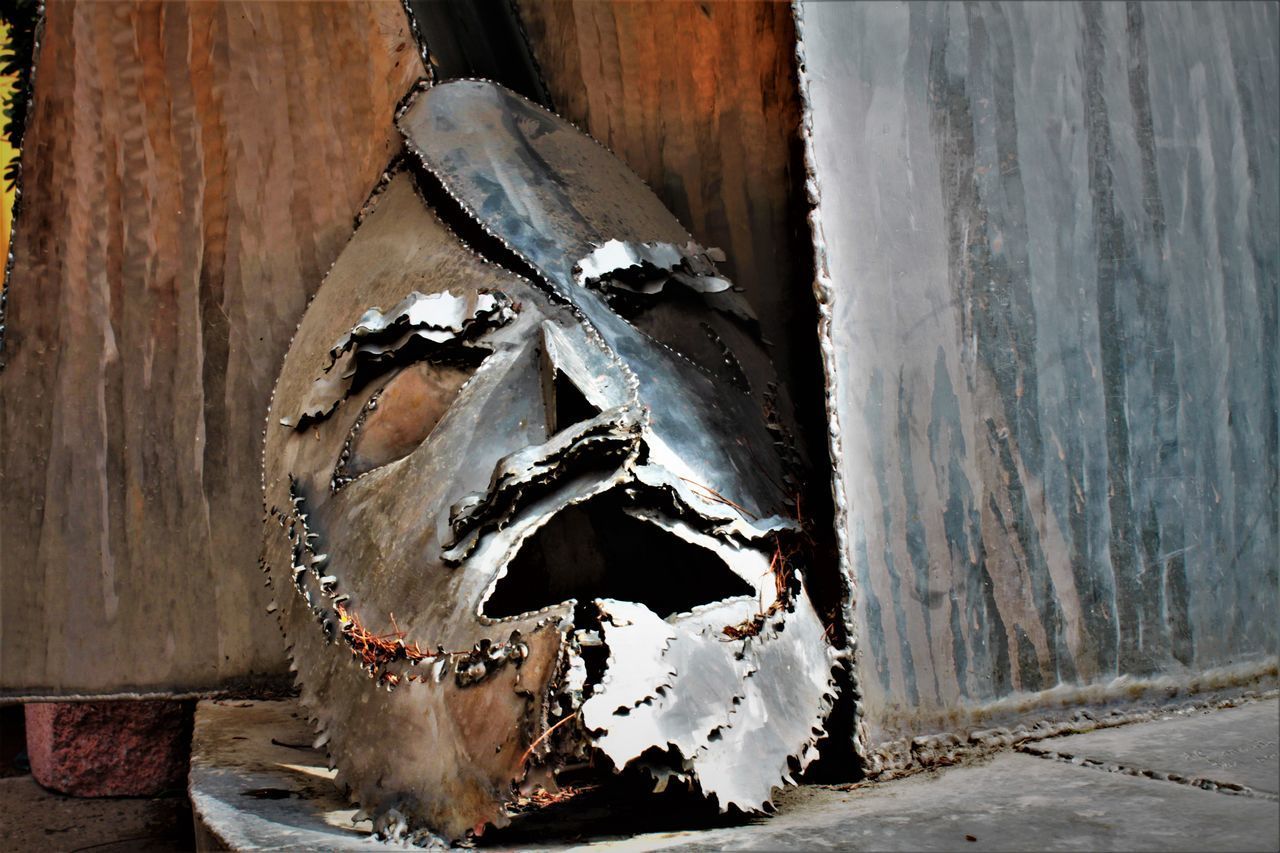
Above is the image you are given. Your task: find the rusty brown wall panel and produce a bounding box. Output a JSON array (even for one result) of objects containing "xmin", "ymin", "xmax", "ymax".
[
  {"xmin": 0, "ymin": 0, "xmax": 425, "ymax": 696},
  {"xmin": 795, "ymin": 0, "xmax": 1278, "ymax": 764},
  {"xmin": 517, "ymin": 0, "xmax": 812, "ymax": 398}
]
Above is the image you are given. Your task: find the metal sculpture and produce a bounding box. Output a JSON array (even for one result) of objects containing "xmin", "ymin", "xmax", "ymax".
[{"xmin": 262, "ymin": 80, "xmax": 840, "ymax": 844}]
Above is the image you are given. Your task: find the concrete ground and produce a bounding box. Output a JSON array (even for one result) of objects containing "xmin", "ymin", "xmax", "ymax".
[
  {"xmin": 3, "ymin": 697, "xmax": 1277, "ymax": 851},
  {"xmin": 0, "ymin": 773, "xmax": 192, "ymax": 851}
]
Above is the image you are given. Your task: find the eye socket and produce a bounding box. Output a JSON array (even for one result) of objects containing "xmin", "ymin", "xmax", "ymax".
[{"xmin": 333, "ymin": 359, "xmax": 478, "ymax": 487}]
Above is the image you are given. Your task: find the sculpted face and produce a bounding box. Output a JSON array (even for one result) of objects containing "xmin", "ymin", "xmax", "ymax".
[{"xmin": 262, "ymin": 80, "xmax": 839, "ymax": 844}]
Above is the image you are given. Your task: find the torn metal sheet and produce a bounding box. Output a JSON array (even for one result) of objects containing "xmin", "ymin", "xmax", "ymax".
[
  {"xmin": 263, "ymin": 80, "xmax": 842, "ymax": 844},
  {"xmin": 326, "ymin": 290, "xmax": 513, "ymax": 368},
  {"xmin": 292, "ymin": 289, "xmax": 515, "ymax": 424},
  {"xmin": 441, "ymin": 406, "xmax": 645, "ymax": 563},
  {"xmin": 574, "ymin": 239, "xmax": 733, "ymax": 296},
  {"xmin": 580, "ymin": 599, "xmax": 680, "ymax": 734}
]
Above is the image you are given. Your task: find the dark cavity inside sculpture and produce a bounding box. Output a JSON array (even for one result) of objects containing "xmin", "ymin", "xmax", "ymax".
[
  {"xmin": 261, "ymin": 78, "xmax": 844, "ymax": 846},
  {"xmin": 484, "ymin": 491, "xmax": 757, "ymax": 620}
]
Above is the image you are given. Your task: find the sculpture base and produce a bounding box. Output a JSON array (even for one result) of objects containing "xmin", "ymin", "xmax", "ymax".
[
  {"xmin": 189, "ymin": 700, "xmax": 371, "ymax": 851},
  {"xmin": 189, "ymin": 697, "xmax": 1277, "ymax": 851}
]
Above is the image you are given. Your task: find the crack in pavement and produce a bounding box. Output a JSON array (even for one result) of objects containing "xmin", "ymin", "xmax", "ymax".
[{"xmin": 1017, "ymin": 743, "xmax": 1280, "ymax": 802}]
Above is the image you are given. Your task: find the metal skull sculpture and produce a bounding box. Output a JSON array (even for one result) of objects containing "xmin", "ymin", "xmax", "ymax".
[{"xmin": 262, "ymin": 80, "xmax": 839, "ymax": 844}]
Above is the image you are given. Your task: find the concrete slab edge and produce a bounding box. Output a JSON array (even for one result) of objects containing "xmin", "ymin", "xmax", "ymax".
[
  {"xmin": 865, "ymin": 658, "xmax": 1278, "ymax": 781},
  {"xmin": 0, "ymin": 678, "xmax": 296, "ymax": 706}
]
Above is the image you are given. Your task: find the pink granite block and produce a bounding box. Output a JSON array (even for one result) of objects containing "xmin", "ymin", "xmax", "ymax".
[{"xmin": 24, "ymin": 700, "xmax": 193, "ymax": 797}]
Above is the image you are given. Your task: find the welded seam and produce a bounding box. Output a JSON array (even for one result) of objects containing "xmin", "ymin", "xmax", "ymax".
[
  {"xmin": 790, "ymin": 0, "xmax": 864, "ymax": 759},
  {"xmin": 329, "ymin": 384, "xmax": 382, "ymax": 492},
  {"xmin": 269, "ymin": 478, "xmax": 531, "ymax": 691},
  {"xmin": 1017, "ymin": 742, "xmax": 1280, "ymax": 802},
  {"xmin": 397, "ymin": 0, "xmax": 437, "ymax": 87},
  {"xmin": 353, "ymin": 155, "xmax": 408, "ymax": 231},
  {"xmin": 506, "ymin": 0, "xmax": 555, "ymax": 111}
]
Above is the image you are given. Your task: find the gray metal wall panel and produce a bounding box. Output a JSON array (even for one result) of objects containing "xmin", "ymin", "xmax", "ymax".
[{"xmin": 796, "ymin": 0, "xmax": 1278, "ymax": 749}]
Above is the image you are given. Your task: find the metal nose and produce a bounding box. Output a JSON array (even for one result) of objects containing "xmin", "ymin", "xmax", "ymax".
[{"xmin": 441, "ymin": 404, "xmax": 645, "ymax": 565}]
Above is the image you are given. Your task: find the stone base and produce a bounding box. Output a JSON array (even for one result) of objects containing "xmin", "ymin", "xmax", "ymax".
[
  {"xmin": 25, "ymin": 700, "xmax": 194, "ymax": 797},
  {"xmin": 190, "ymin": 700, "xmax": 372, "ymax": 851},
  {"xmin": 191, "ymin": 697, "xmax": 1278, "ymax": 851}
]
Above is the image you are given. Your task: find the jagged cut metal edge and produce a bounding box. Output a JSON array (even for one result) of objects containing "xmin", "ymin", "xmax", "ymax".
[
  {"xmin": 580, "ymin": 595, "xmax": 843, "ymax": 814},
  {"xmin": 442, "ymin": 404, "xmax": 644, "ymax": 559},
  {"xmin": 570, "ymin": 237, "xmax": 769, "ymax": 392},
  {"xmin": 397, "ymin": 0, "xmax": 438, "ymax": 87},
  {"xmin": 574, "ymin": 238, "xmax": 721, "ymax": 286},
  {"xmin": 790, "ymin": 0, "xmax": 865, "ymax": 761},
  {"xmin": 705, "ymin": 656, "xmax": 842, "ymax": 814},
  {"xmin": 290, "ymin": 289, "xmax": 515, "ymax": 424},
  {"xmin": 683, "ymin": 593, "xmax": 842, "ymax": 812}
]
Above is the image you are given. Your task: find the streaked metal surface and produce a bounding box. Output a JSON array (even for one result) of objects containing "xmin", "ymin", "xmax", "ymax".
[{"xmin": 795, "ymin": 0, "xmax": 1279, "ymax": 758}]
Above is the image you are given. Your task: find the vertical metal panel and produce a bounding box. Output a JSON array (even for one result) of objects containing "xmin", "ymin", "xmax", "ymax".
[
  {"xmin": 796, "ymin": 1, "xmax": 1278, "ymax": 751},
  {"xmin": 0, "ymin": 1, "xmax": 425, "ymax": 697}
]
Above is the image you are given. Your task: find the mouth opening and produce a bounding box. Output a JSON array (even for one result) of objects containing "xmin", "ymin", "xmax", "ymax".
[{"xmin": 481, "ymin": 492, "xmax": 754, "ymax": 621}]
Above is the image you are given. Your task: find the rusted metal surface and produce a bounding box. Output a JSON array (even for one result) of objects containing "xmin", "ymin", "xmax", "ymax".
[
  {"xmin": 262, "ymin": 82, "xmax": 842, "ymax": 843},
  {"xmin": 0, "ymin": 1, "xmax": 425, "ymax": 697},
  {"xmin": 794, "ymin": 0, "xmax": 1279, "ymax": 764}
]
